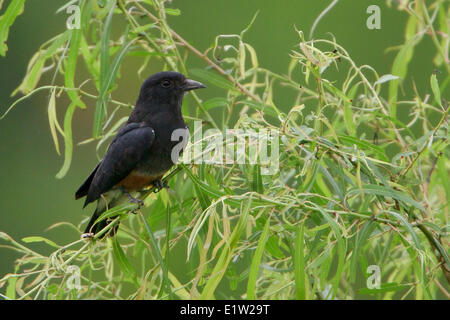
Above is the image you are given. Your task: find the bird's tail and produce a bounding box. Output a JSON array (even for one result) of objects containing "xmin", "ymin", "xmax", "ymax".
[
  {"xmin": 83, "ymin": 190, "xmax": 122, "ymax": 237},
  {"xmin": 83, "ymin": 207, "xmax": 119, "ymax": 237}
]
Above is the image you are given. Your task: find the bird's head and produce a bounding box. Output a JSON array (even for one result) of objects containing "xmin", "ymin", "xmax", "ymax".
[{"xmin": 137, "ymin": 71, "xmax": 206, "ymax": 109}]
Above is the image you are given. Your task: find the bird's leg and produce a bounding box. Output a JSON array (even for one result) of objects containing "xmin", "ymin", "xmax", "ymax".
[
  {"xmin": 153, "ymin": 179, "xmax": 168, "ymax": 193},
  {"xmin": 120, "ymin": 186, "xmax": 144, "ymax": 208}
]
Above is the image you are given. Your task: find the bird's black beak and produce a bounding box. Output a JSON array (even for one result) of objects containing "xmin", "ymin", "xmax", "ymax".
[{"xmin": 182, "ymin": 79, "xmax": 206, "ymax": 91}]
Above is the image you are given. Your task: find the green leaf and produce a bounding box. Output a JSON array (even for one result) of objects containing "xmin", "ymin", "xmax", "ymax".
[
  {"xmin": 346, "ymin": 184, "xmax": 426, "ymax": 214},
  {"xmin": 374, "ymin": 74, "xmax": 400, "ymax": 86},
  {"xmin": 202, "ymin": 97, "xmax": 228, "ymax": 110},
  {"xmin": 22, "ymin": 236, "xmax": 59, "ymax": 248},
  {"xmin": 47, "ymin": 89, "xmax": 61, "ymax": 155},
  {"xmin": 387, "ymin": 211, "xmax": 423, "ymax": 251},
  {"xmin": 14, "ymin": 32, "xmax": 70, "ymax": 95},
  {"xmin": 339, "ymin": 135, "xmax": 388, "ymax": 161},
  {"xmin": 6, "ymin": 276, "xmax": 16, "ymax": 300},
  {"xmin": 55, "ymin": 102, "xmax": 76, "ymax": 179},
  {"xmin": 0, "ymin": 0, "xmax": 25, "ymax": 56},
  {"xmin": 237, "ymin": 99, "xmax": 279, "ymax": 118},
  {"xmin": 311, "ymin": 203, "xmax": 345, "ymax": 298},
  {"xmin": 350, "ymin": 221, "xmax": 373, "ymax": 282},
  {"xmin": 343, "ymin": 102, "xmax": 356, "ymax": 136},
  {"xmin": 342, "ymin": 83, "xmax": 359, "ymax": 136},
  {"xmin": 188, "ymin": 167, "xmax": 211, "ymax": 211},
  {"xmin": 252, "ymin": 165, "xmax": 264, "ymax": 193},
  {"xmin": 388, "ymin": 35, "xmax": 420, "ymax": 119},
  {"xmin": 190, "ymin": 68, "xmax": 239, "ymax": 92},
  {"xmin": 200, "ymin": 197, "xmax": 251, "ymax": 299},
  {"xmin": 93, "ymin": 37, "xmax": 136, "ymax": 137},
  {"xmin": 132, "ymin": 23, "xmax": 156, "ymax": 34},
  {"xmin": 99, "ymin": 0, "xmax": 115, "ymax": 84},
  {"xmin": 358, "ymin": 282, "xmax": 410, "ymax": 295},
  {"xmin": 265, "ymin": 236, "xmax": 285, "ymax": 259},
  {"xmin": 80, "ymin": 34, "xmax": 100, "ymax": 87},
  {"xmin": 94, "ymin": 203, "xmax": 137, "ymax": 227},
  {"xmin": 111, "ymin": 237, "xmax": 137, "ymax": 283},
  {"xmin": 181, "ymin": 164, "xmax": 224, "ymax": 201},
  {"xmin": 294, "ymin": 223, "xmax": 308, "ymax": 300},
  {"xmin": 93, "ymin": 0, "xmax": 116, "ymax": 137},
  {"xmin": 430, "ymin": 74, "xmax": 442, "ymax": 108},
  {"xmin": 165, "ymin": 8, "xmax": 180, "ymax": 16},
  {"xmin": 247, "ymin": 216, "xmax": 270, "ymax": 299},
  {"xmin": 65, "ymin": 29, "xmax": 85, "ymax": 109}
]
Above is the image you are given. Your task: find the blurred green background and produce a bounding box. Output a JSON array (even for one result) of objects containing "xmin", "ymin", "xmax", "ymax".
[{"xmin": 0, "ymin": 0, "xmax": 438, "ymax": 278}]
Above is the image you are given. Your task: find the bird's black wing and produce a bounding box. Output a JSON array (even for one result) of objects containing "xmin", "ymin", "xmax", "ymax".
[
  {"xmin": 75, "ymin": 123, "xmax": 144, "ymax": 200},
  {"xmin": 75, "ymin": 161, "xmax": 102, "ymax": 200},
  {"xmin": 82, "ymin": 123, "xmax": 155, "ymax": 207}
]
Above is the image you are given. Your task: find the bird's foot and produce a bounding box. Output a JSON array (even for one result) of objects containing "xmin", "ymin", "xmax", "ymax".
[
  {"xmin": 120, "ymin": 187, "xmax": 144, "ymax": 209},
  {"xmin": 129, "ymin": 196, "xmax": 144, "ymax": 207},
  {"xmin": 153, "ymin": 179, "xmax": 168, "ymax": 193}
]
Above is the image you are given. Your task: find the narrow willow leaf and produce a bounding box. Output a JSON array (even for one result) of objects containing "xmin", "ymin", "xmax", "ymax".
[
  {"xmin": 203, "ymin": 97, "xmax": 228, "ymax": 110},
  {"xmin": 247, "ymin": 217, "xmax": 270, "ymax": 299},
  {"xmin": 374, "ymin": 74, "xmax": 400, "ymax": 86},
  {"xmin": 47, "ymin": 89, "xmax": 61, "ymax": 155},
  {"xmin": 190, "ymin": 69, "xmax": 239, "ymax": 92},
  {"xmin": 112, "ymin": 237, "xmax": 137, "ymax": 283},
  {"xmin": 252, "ymin": 165, "xmax": 263, "ymax": 193},
  {"xmin": 93, "ymin": 0, "xmax": 116, "ymax": 137},
  {"xmin": 343, "ymin": 102, "xmax": 355, "ymax": 136},
  {"xmin": 93, "ymin": 203, "xmax": 137, "ymax": 226},
  {"xmin": 65, "ymin": 29, "xmax": 85, "ymax": 109},
  {"xmin": 184, "ymin": 167, "xmax": 212, "ymax": 211},
  {"xmin": 388, "ymin": 35, "xmax": 418, "ymax": 119},
  {"xmin": 132, "ymin": 23, "xmax": 156, "ymax": 34},
  {"xmin": 14, "ymin": 32, "xmax": 70, "ymax": 95},
  {"xmin": 93, "ymin": 37, "xmax": 136, "ymax": 137},
  {"xmin": 344, "ymin": 83, "xmax": 359, "ymax": 136},
  {"xmin": 6, "ymin": 277, "xmax": 16, "ymax": 299},
  {"xmin": 319, "ymin": 165, "xmax": 343, "ymax": 201},
  {"xmin": 22, "ymin": 236, "xmax": 59, "ymax": 249},
  {"xmin": 311, "ymin": 203, "xmax": 345, "ymax": 298},
  {"xmin": 0, "ymin": 0, "xmax": 25, "ymax": 56},
  {"xmin": 265, "ymin": 236, "xmax": 285, "ymax": 259},
  {"xmin": 339, "ymin": 135, "xmax": 388, "ymax": 161},
  {"xmin": 165, "ymin": 8, "xmax": 181, "ymax": 16},
  {"xmin": 437, "ymin": 157, "xmax": 450, "ymax": 201},
  {"xmin": 358, "ymin": 282, "xmax": 410, "ymax": 295},
  {"xmin": 430, "ymin": 74, "xmax": 442, "ymax": 108},
  {"xmin": 346, "ymin": 184, "xmax": 425, "ymax": 214},
  {"xmin": 100, "ymin": 0, "xmax": 115, "ymax": 85},
  {"xmin": 350, "ymin": 221, "xmax": 373, "ymax": 282},
  {"xmin": 387, "ymin": 211, "xmax": 423, "ymax": 251},
  {"xmin": 181, "ymin": 164, "xmax": 225, "ymax": 200},
  {"xmin": 294, "ymin": 223, "xmax": 307, "ymax": 300},
  {"xmin": 193, "ymin": 180, "xmax": 211, "ymax": 211},
  {"xmin": 238, "ymin": 99, "xmax": 279, "ymax": 118},
  {"xmin": 239, "ymin": 40, "xmax": 246, "ymax": 78},
  {"xmin": 323, "ymin": 81, "xmax": 348, "ymax": 101},
  {"xmin": 55, "ymin": 102, "xmax": 76, "ymax": 179},
  {"xmin": 168, "ymin": 271, "xmax": 190, "ymax": 299},
  {"xmin": 244, "ymin": 43, "xmax": 259, "ymax": 69},
  {"xmin": 200, "ymin": 197, "xmax": 251, "ymax": 299},
  {"xmin": 80, "ymin": 34, "xmax": 100, "ymax": 87}
]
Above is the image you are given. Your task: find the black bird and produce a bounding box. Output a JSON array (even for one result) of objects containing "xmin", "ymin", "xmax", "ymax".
[{"xmin": 75, "ymin": 71, "xmax": 205, "ymax": 236}]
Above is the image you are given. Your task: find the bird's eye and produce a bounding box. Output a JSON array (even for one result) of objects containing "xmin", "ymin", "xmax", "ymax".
[{"xmin": 161, "ymin": 80, "xmax": 172, "ymax": 88}]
